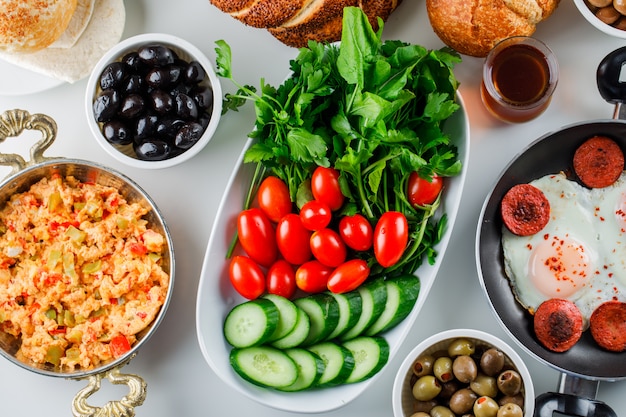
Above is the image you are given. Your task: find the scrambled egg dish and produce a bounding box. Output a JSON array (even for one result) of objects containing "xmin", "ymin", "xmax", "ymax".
[{"xmin": 0, "ymin": 174, "xmax": 169, "ymax": 370}]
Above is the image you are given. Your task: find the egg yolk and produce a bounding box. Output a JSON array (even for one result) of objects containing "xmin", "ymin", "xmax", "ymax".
[{"xmin": 528, "ymin": 234, "xmax": 591, "ymax": 298}]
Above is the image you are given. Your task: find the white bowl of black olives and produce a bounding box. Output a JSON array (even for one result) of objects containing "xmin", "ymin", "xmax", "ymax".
[
  {"xmin": 392, "ymin": 329, "xmax": 534, "ymax": 417},
  {"xmin": 86, "ymin": 33, "xmax": 222, "ymax": 169}
]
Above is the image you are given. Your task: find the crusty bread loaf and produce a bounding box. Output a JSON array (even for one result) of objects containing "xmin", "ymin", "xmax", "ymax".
[
  {"xmin": 210, "ymin": 0, "xmax": 403, "ymax": 47},
  {"xmin": 0, "ymin": 0, "xmax": 78, "ymax": 53},
  {"xmin": 426, "ymin": 0, "xmax": 560, "ymax": 57}
]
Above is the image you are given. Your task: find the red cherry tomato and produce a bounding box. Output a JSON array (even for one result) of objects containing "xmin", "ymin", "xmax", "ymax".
[
  {"xmin": 266, "ymin": 260, "xmax": 297, "ymax": 299},
  {"xmin": 276, "ymin": 213, "xmax": 312, "ymax": 265},
  {"xmin": 338, "ymin": 214, "xmax": 373, "ymax": 251},
  {"xmin": 327, "ymin": 259, "xmax": 370, "ymax": 294},
  {"xmin": 257, "ymin": 176, "xmax": 292, "ymax": 223},
  {"xmin": 374, "ymin": 211, "xmax": 408, "ymax": 268},
  {"xmin": 299, "ymin": 200, "xmax": 332, "ymax": 231},
  {"xmin": 295, "ymin": 260, "xmax": 333, "ymax": 293},
  {"xmin": 408, "ymin": 172, "xmax": 443, "ymax": 207},
  {"xmin": 229, "ymin": 255, "xmax": 265, "ymax": 299},
  {"xmin": 237, "ymin": 208, "xmax": 277, "ymax": 267},
  {"xmin": 311, "ymin": 166, "xmax": 344, "ymax": 211},
  {"xmin": 310, "ymin": 228, "xmax": 347, "ymax": 267}
]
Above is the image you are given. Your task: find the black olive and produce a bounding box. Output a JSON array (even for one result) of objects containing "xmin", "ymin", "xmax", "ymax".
[
  {"xmin": 119, "ymin": 94, "xmax": 145, "ymax": 119},
  {"xmin": 185, "ymin": 61, "xmax": 206, "ymax": 84},
  {"xmin": 175, "ymin": 122, "xmax": 205, "ymax": 149},
  {"xmin": 102, "ymin": 120, "xmax": 133, "ymax": 145},
  {"xmin": 150, "ymin": 90, "xmax": 174, "ymax": 115},
  {"xmin": 198, "ymin": 111, "xmax": 211, "ymax": 130},
  {"xmin": 167, "ymin": 64, "xmax": 184, "ymax": 86},
  {"xmin": 192, "ymin": 85, "xmax": 214, "ymax": 109},
  {"xmin": 137, "ymin": 44, "xmax": 176, "ymax": 67},
  {"xmin": 175, "ymin": 93, "xmax": 198, "ymax": 119},
  {"xmin": 155, "ymin": 118, "xmax": 186, "ymax": 139},
  {"xmin": 145, "ymin": 68, "xmax": 169, "ymax": 88},
  {"xmin": 122, "ymin": 52, "xmax": 144, "ymax": 73},
  {"xmin": 123, "ymin": 74, "xmax": 144, "ymax": 95},
  {"xmin": 170, "ymin": 82, "xmax": 192, "ymax": 97},
  {"xmin": 135, "ymin": 113, "xmax": 159, "ymax": 141},
  {"xmin": 99, "ymin": 62, "xmax": 128, "ymax": 90},
  {"xmin": 93, "ymin": 89, "xmax": 120, "ymax": 122},
  {"xmin": 134, "ymin": 139, "xmax": 172, "ymax": 161}
]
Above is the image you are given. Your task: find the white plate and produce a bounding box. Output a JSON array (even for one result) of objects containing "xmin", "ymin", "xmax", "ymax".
[
  {"xmin": 195, "ymin": 94, "xmax": 470, "ymax": 413},
  {"xmin": 0, "ymin": 59, "xmax": 64, "ymax": 96}
]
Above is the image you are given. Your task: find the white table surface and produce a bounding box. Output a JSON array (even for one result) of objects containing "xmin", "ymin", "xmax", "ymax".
[{"xmin": 0, "ymin": 0, "xmax": 625, "ymax": 415}]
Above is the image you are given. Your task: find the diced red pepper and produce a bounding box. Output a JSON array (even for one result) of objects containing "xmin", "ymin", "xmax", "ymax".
[
  {"xmin": 49, "ymin": 327, "xmax": 66, "ymax": 335},
  {"xmin": 129, "ymin": 242, "xmax": 148, "ymax": 256},
  {"xmin": 110, "ymin": 334, "xmax": 131, "ymax": 358}
]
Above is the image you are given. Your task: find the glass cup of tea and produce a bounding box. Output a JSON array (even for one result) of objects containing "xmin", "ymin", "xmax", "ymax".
[{"xmin": 481, "ymin": 36, "xmax": 559, "ymax": 123}]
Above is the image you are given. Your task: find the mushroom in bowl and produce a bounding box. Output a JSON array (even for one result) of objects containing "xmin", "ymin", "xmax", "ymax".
[
  {"xmin": 85, "ymin": 33, "xmax": 222, "ymax": 169},
  {"xmin": 392, "ymin": 329, "xmax": 534, "ymax": 417}
]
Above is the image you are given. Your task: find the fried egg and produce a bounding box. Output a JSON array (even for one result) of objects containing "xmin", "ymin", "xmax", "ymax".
[{"xmin": 502, "ymin": 172, "xmax": 626, "ymax": 328}]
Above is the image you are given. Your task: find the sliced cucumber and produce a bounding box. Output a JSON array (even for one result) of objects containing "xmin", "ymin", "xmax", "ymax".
[
  {"xmin": 262, "ymin": 294, "xmax": 299, "ymax": 341},
  {"xmin": 307, "ymin": 341, "xmax": 355, "ymax": 387},
  {"xmin": 270, "ymin": 306, "xmax": 310, "ymax": 349},
  {"xmin": 326, "ymin": 290, "xmax": 362, "ymax": 340},
  {"xmin": 339, "ymin": 278, "xmax": 387, "ymax": 341},
  {"xmin": 294, "ymin": 293, "xmax": 339, "ymax": 346},
  {"xmin": 229, "ymin": 346, "xmax": 298, "ymax": 388},
  {"xmin": 342, "ymin": 336, "xmax": 390, "ymax": 384},
  {"xmin": 223, "ymin": 298, "xmax": 279, "ymax": 348},
  {"xmin": 278, "ymin": 348, "xmax": 325, "ymax": 392},
  {"xmin": 365, "ymin": 274, "xmax": 420, "ymax": 336}
]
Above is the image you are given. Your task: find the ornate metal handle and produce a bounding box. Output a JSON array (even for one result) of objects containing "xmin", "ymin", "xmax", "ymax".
[
  {"xmin": 0, "ymin": 109, "xmax": 57, "ymax": 176},
  {"xmin": 72, "ymin": 365, "xmax": 147, "ymax": 417}
]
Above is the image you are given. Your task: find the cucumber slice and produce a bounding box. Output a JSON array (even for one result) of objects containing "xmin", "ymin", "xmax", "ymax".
[
  {"xmin": 271, "ymin": 306, "xmax": 310, "ymax": 349},
  {"xmin": 223, "ymin": 298, "xmax": 279, "ymax": 348},
  {"xmin": 326, "ymin": 290, "xmax": 362, "ymax": 340},
  {"xmin": 262, "ymin": 294, "xmax": 299, "ymax": 341},
  {"xmin": 307, "ymin": 341, "xmax": 355, "ymax": 387},
  {"xmin": 365, "ymin": 274, "xmax": 420, "ymax": 336},
  {"xmin": 339, "ymin": 278, "xmax": 387, "ymax": 341},
  {"xmin": 342, "ymin": 336, "xmax": 390, "ymax": 383},
  {"xmin": 278, "ymin": 348, "xmax": 325, "ymax": 392},
  {"xmin": 294, "ymin": 293, "xmax": 339, "ymax": 346},
  {"xmin": 229, "ymin": 346, "xmax": 298, "ymax": 388}
]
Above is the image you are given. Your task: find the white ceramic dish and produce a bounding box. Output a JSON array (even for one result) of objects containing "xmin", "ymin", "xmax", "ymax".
[
  {"xmin": 0, "ymin": 59, "xmax": 64, "ymax": 96},
  {"xmin": 572, "ymin": 0, "xmax": 626, "ymax": 39},
  {"xmin": 392, "ymin": 328, "xmax": 535, "ymax": 417},
  {"xmin": 195, "ymin": 94, "xmax": 469, "ymax": 413},
  {"xmin": 85, "ymin": 33, "xmax": 222, "ymax": 169}
]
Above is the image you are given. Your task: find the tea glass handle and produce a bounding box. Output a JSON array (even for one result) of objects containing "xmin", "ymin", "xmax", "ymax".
[
  {"xmin": 0, "ymin": 109, "xmax": 57, "ymax": 176},
  {"xmin": 596, "ymin": 46, "xmax": 626, "ymax": 120},
  {"xmin": 72, "ymin": 365, "xmax": 147, "ymax": 417}
]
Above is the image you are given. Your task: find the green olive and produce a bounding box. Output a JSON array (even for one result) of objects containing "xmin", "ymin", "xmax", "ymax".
[
  {"xmin": 430, "ymin": 405, "xmax": 456, "ymax": 417},
  {"xmin": 497, "ymin": 370, "xmax": 522, "ymax": 396},
  {"xmin": 470, "ymin": 373, "xmax": 498, "ymax": 398},
  {"xmin": 497, "ymin": 403, "xmax": 523, "ymax": 417},
  {"xmin": 474, "ymin": 396, "xmax": 500, "ymax": 417},
  {"xmin": 498, "ymin": 394, "xmax": 524, "ymax": 409},
  {"xmin": 412, "ymin": 375, "xmax": 442, "ymax": 401},
  {"xmin": 410, "ymin": 413, "xmax": 430, "ymax": 417},
  {"xmin": 453, "ymin": 355, "xmax": 478, "ymax": 383},
  {"xmin": 449, "ymin": 387, "xmax": 478, "ymax": 415},
  {"xmin": 434, "ymin": 356, "xmax": 454, "ymax": 383},
  {"xmin": 412, "ymin": 399, "xmax": 437, "ymax": 413},
  {"xmin": 413, "ymin": 354, "xmax": 435, "ymax": 377},
  {"xmin": 480, "ymin": 348, "xmax": 505, "ymax": 376},
  {"xmin": 448, "ymin": 338, "xmax": 476, "ymax": 357}
]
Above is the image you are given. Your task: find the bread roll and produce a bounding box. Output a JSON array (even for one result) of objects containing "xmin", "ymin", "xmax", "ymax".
[
  {"xmin": 0, "ymin": 0, "xmax": 78, "ymax": 53},
  {"xmin": 426, "ymin": 0, "xmax": 560, "ymax": 57}
]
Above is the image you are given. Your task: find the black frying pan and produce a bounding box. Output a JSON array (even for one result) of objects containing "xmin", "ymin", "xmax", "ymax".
[{"xmin": 476, "ymin": 47, "xmax": 626, "ymax": 416}]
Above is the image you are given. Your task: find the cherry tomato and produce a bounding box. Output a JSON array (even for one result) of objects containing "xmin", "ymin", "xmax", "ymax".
[
  {"xmin": 229, "ymin": 255, "xmax": 265, "ymax": 300},
  {"xmin": 374, "ymin": 211, "xmax": 408, "ymax": 268},
  {"xmin": 327, "ymin": 259, "xmax": 370, "ymax": 294},
  {"xmin": 237, "ymin": 208, "xmax": 277, "ymax": 267},
  {"xmin": 295, "ymin": 260, "xmax": 333, "ymax": 293},
  {"xmin": 266, "ymin": 260, "xmax": 297, "ymax": 299},
  {"xmin": 310, "ymin": 228, "xmax": 347, "ymax": 267},
  {"xmin": 299, "ymin": 200, "xmax": 332, "ymax": 231},
  {"xmin": 408, "ymin": 172, "xmax": 443, "ymax": 206},
  {"xmin": 276, "ymin": 213, "xmax": 312, "ymax": 265},
  {"xmin": 257, "ymin": 176, "xmax": 292, "ymax": 223},
  {"xmin": 311, "ymin": 166, "xmax": 345, "ymax": 211},
  {"xmin": 338, "ymin": 214, "xmax": 373, "ymax": 251}
]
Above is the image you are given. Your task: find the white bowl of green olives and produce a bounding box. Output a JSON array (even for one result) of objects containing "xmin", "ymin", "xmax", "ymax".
[
  {"xmin": 85, "ymin": 33, "xmax": 222, "ymax": 169},
  {"xmin": 392, "ymin": 329, "xmax": 534, "ymax": 417},
  {"xmin": 573, "ymin": 0, "xmax": 626, "ymax": 38}
]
